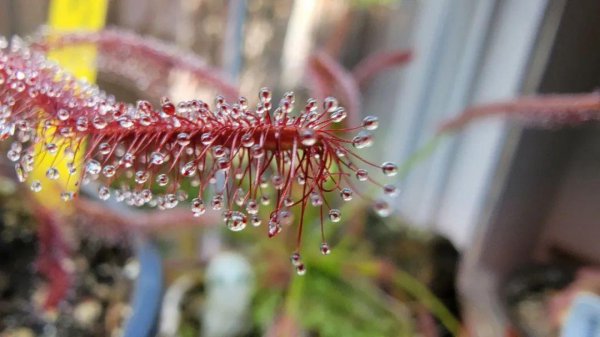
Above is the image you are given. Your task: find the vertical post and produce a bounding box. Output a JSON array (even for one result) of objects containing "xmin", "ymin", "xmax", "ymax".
[{"xmin": 222, "ymin": 0, "xmax": 247, "ymax": 83}]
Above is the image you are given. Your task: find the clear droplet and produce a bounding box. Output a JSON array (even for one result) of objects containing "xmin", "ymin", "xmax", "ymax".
[
  {"xmin": 374, "ymin": 200, "xmax": 391, "ymax": 217},
  {"xmin": 272, "ymin": 175, "xmax": 284, "ymax": 190},
  {"xmin": 268, "ymin": 217, "xmax": 281, "ymax": 237},
  {"xmin": 30, "ymin": 180, "xmax": 42, "ymax": 192},
  {"xmin": 180, "ymin": 161, "xmax": 196, "ymax": 177},
  {"xmin": 85, "ymin": 160, "xmax": 101, "ymax": 175},
  {"xmin": 211, "ymin": 194, "xmax": 223, "ymax": 210},
  {"xmin": 57, "ymin": 109, "xmax": 70, "ymax": 121},
  {"xmin": 14, "ymin": 163, "xmax": 26, "ymax": 182},
  {"xmin": 340, "ymin": 188, "xmax": 353, "ymax": 201},
  {"xmin": 352, "ymin": 131, "xmax": 373, "ymax": 149},
  {"xmin": 299, "ymin": 128, "xmax": 317, "ymax": 146},
  {"xmin": 290, "ymin": 252, "xmax": 302, "ymax": 266},
  {"xmin": 330, "ymin": 107, "xmax": 347, "ymax": 123},
  {"xmin": 176, "ymin": 132, "xmax": 191, "ymax": 146},
  {"xmin": 356, "ymin": 169, "xmax": 368, "ymax": 181},
  {"xmin": 328, "ymin": 209, "xmax": 341, "ymax": 222},
  {"xmin": 381, "ymin": 162, "xmax": 398, "ymax": 177},
  {"xmin": 323, "ymin": 97, "xmax": 338, "ymax": 112},
  {"xmin": 259, "ymin": 87, "xmax": 272, "ymax": 104},
  {"xmin": 241, "ymin": 133, "xmax": 255, "ymax": 147},
  {"xmin": 383, "ymin": 184, "xmax": 398, "ymax": 197},
  {"xmin": 98, "ymin": 142, "xmax": 111, "ymax": 155},
  {"xmin": 251, "ymin": 144, "xmax": 264, "ymax": 158},
  {"xmin": 362, "ymin": 116, "xmax": 379, "ymax": 130},
  {"xmin": 150, "ymin": 152, "xmax": 166, "ymax": 165},
  {"xmin": 251, "ymin": 215, "xmax": 262, "ymax": 227},
  {"xmin": 7, "ymin": 149, "xmax": 20, "ymax": 162},
  {"xmin": 164, "ymin": 194, "xmax": 178, "ymax": 208},
  {"xmin": 246, "ymin": 199, "xmax": 258, "ymax": 214},
  {"xmin": 60, "ymin": 191, "xmax": 74, "ymax": 201},
  {"xmin": 296, "ymin": 263, "xmax": 306, "ymax": 276},
  {"xmin": 135, "ymin": 171, "xmax": 149, "ymax": 184},
  {"xmin": 156, "ymin": 174, "xmax": 169, "ymax": 186},
  {"xmin": 260, "ymin": 195, "xmax": 270, "ymax": 205},
  {"xmin": 46, "ymin": 167, "xmax": 59, "ymax": 180},
  {"xmin": 98, "ymin": 185, "xmax": 110, "ymax": 200},
  {"xmin": 191, "ymin": 198, "xmax": 206, "ymax": 216},
  {"xmin": 320, "ymin": 242, "xmax": 331, "ymax": 255},
  {"xmin": 310, "ymin": 192, "xmax": 323, "ymax": 206},
  {"xmin": 102, "ymin": 165, "xmax": 116, "ymax": 177},
  {"xmin": 225, "ymin": 211, "xmax": 247, "ymax": 232}
]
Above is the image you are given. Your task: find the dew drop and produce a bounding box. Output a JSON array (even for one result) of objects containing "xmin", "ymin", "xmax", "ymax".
[
  {"xmin": 330, "ymin": 107, "xmax": 347, "ymax": 123},
  {"xmin": 362, "ymin": 116, "xmax": 379, "ymax": 130},
  {"xmin": 296, "ymin": 263, "xmax": 306, "ymax": 276},
  {"xmin": 98, "ymin": 142, "xmax": 111, "ymax": 155},
  {"xmin": 200, "ymin": 132, "xmax": 214, "ymax": 145},
  {"xmin": 226, "ymin": 211, "xmax": 247, "ymax": 232},
  {"xmin": 356, "ymin": 169, "xmax": 368, "ymax": 181},
  {"xmin": 176, "ymin": 132, "xmax": 190, "ymax": 146},
  {"xmin": 310, "ymin": 192, "xmax": 323, "ymax": 206},
  {"xmin": 150, "ymin": 152, "xmax": 166, "ymax": 165},
  {"xmin": 328, "ymin": 209, "xmax": 341, "ymax": 222},
  {"xmin": 320, "ymin": 242, "xmax": 331, "ymax": 255},
  {"xmin": 259, "ymin": 87, "xmax": 272, "ymax": 104},
  {"xmin": 383, "ymin": 184, "xmax": 398, "ymax": 197},
  {"xmin": 156, "ymin": 174, "xmax": 169, "ymax": 186},
  {"xmin": 7, "ymin": 149, "xmax": 20, "ymax": 162},
  {"xmin": 76, "ymin": 116, "xmax": 88, "ymax": 131},
  {"xmin": 30, "ymin": 180, "xmax": 42, "ymax": 192},
  {"xmin": 299, "ymin": 128, "xmax": 317, "ymax": 146},
  {"xmin": 251, "ymin": 215, "xmax": 262, "ymax": 227},
  {"xmin": 260, "ymin": 195, "xmax": 270, "ymax": 205},
  {"xmin": 98, "ymin": 185, "xmax": 110, "ymax": 200},
  {"xmin": 246, "ymin": 199, "xmax": 258, "ymax": 214},
  {"xmin": 211, "ymin": 194, "xmax": 224, "ymax": 210},
  {"xmin": 340, "ymin": 188, "xmax": 353, "ymax": 201},
  {"xmin": 241, "ymin": 133, "xmax": 255, "ymax": 147},
  {"xmin": 323, "ymin": 97, "xmax": 338, "ymax": 113},
  {"xmin": 92, "ymin": 116, "xmax": 107, "ymax": 130},
  {"xmin": 15, "ymin": 163, "xmax": 26, "ymax": 182},
  {"xmin": 272, "ymin": 175, "xmax": 284, "ymax": 190},
  {"xmin": 191, "ymin": 198, "xmax": 206, "ymax": 216},
  {"xmin": 164, "ymin": 194, "xmax": 178, "ymax": 208},
  {"xmin": 46, "ymin": 167, "xmax": 59, "ymax": 180},
  {"xmin": 102, "ymin": 165, "xmax": 116, "ymax": 178},
  {"xmin": 352, "ymin": 131, "xmax": 373, "ymax": 149},
  {"xmin": 180, "ymin": 161, "xmax": 196, "ymax": 177},
  {"xmin": 135, "ymin": 170, "xmax": 149, "ymax": 184},
  {"xmin": 268, "ymin": 217, "xmax": 281, "ymax": 237},
  {"xmin": 45, "ymin": 143, "xmax": 58, "ymax": 154},
  {"xmin": 373, "ymin": 200, "xmax": 391, "ymax": 217},
  {"xmin": 60, "ymin": 191, "xmax": 74, "ymax": 202},
  {"xmin": 57, "ymin": 109, "xmax": 70, "ymax": 121},
  {"xmin": 290, "ymin": 252, "xmax": 302, "ymax": 266},
  {"xmin": 381, "ymin": 162, "xmax": 398, "ymax": 177},
  {"xmin": 212, "ymin": 145, "xmax": 226, "ymax": 158},
  {"xmin": 85, "ymin": 160, "xmax": 101, "ymax": 175},
  {"xmin": 251, "ymin": 144, "xmax": 264, "ymax": 158}
]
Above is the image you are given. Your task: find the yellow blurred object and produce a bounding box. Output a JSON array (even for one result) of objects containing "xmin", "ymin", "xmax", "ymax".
[{"xmin": 28, "ymin": 0, "xmax": 108, "ymax": 212}]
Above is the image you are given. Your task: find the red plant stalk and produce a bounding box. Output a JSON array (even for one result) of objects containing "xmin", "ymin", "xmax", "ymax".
[
  {"xmin": 33, "ymin": 205, "xmax": 72, "ymax": 309},
  {"xmin": 0, "ymin": 32, "xmax": 399, "ymax": 274},
  {"xmin": 351, "ymin": 50, "xmax": 413, "ymax": 86},
  {"xmin": 31, "ymin": 29, "xmax": 239, "ymax": 100},
  {"xmin": 439, "ymin": 92, "xmax": 600, "ymax": 133}
]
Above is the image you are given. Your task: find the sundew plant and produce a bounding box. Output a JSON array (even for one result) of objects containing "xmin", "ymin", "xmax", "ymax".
[{"xmin": 0, "ymin": 30, "xmax": 400, "ymax": 275}]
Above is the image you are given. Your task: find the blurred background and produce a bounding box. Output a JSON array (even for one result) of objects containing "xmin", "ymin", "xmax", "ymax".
[{"xmin": 0, "ymin": 0, "xmax": 599, "ymax": 336}]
